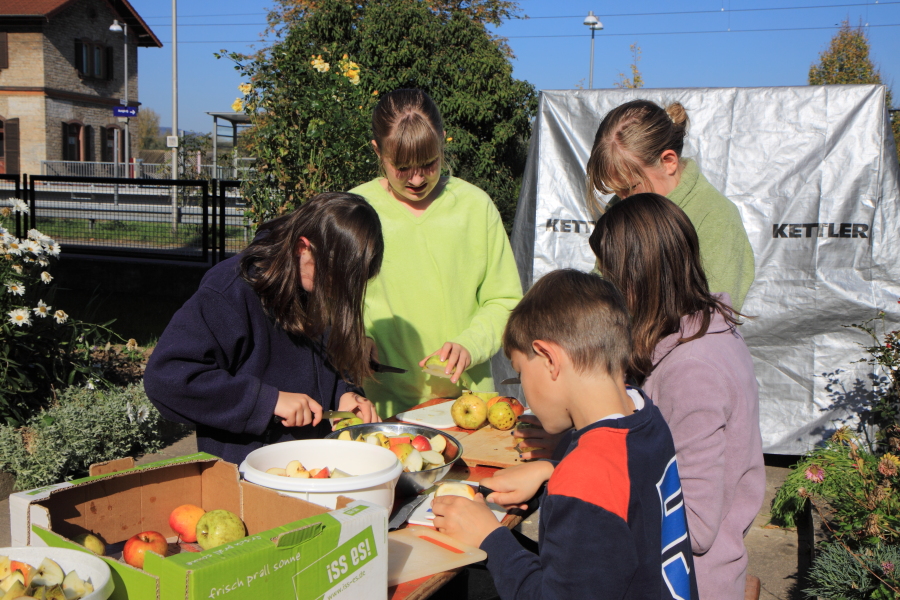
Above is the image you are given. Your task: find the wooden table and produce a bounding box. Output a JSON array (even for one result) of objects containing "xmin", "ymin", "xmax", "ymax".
[{"xmin": 387, "ymin": 399, "xmax": 531, "ymax": 600}]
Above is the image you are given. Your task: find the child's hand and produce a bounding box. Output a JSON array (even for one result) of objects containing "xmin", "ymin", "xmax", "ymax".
[
  {"xmin": 275, "ymin": 392, "xmax": 323, "ymax": 427},
  {"xmin": 513, "ymin": 414, "xmax": 569, "ymax": 460},
  {"xmin": 338, "ymin": 392, "xmax": 382, "ymax": 424},
  {"xmin": 432, "ymin": 494, "xmax": 502, "ymax": 548},
  {"xmin": 420, "ymin": 342, "xmax": 472, "ymax": 384},
  {"xmin": 480, "ymin": 461, "xmax": 555, "ymax": 509}
]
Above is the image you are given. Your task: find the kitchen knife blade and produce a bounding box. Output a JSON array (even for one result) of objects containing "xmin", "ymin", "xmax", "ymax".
[
  {"xmin": 500, "ymin": 377, "xmax": 520, "ymax": 385},
  {"xmin": 371, "ymin": 360, "xmax": 407, "ymax": 374},
  {"xmin": 322, "ymin": 411, "xmax": 358, "ymax": 420}
]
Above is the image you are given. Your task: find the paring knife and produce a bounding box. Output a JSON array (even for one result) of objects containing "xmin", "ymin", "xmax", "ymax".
[
  {"xmin": 371, "ymin": 360, "xmax": 407, "ymax": 374},
  {"xmin": 321, "ymin": 411, "xmax": 358, "ymax": 420}
]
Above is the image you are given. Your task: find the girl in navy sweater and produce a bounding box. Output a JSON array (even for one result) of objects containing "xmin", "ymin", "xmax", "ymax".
[{"xmin": 144, "ymin": 192, "xmax": 384, "ymax": 464}]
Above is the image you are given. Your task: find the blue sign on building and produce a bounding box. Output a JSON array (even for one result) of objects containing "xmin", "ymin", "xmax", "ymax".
[{"xmin": 113, "ymin": 106, "xmax": 138, "ymax": 118}]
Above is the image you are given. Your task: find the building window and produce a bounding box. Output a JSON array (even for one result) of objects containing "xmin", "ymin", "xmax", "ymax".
[
  {"xmin": 101, "ymin": 126, "xmax": 124, "ymax": 163},
  {"xmin": 75, "ymin": 40, "xmax": 111, "ymax": 80},
  {"xmin": 63, "ymin": 122, "xmax": 82, "ymax": 161},
  {"xmin": 0, "ymin": 117, "xmax": 19, "ymax": 175}
]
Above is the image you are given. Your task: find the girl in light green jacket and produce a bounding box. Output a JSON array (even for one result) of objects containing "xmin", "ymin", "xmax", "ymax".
[
  {"xmin": 350, "ymin": 89, "xmax": 522, "ymax": 416},
  {"xmin": 586, "ymin": 99, "xmax": 755, "ymax": 312}
]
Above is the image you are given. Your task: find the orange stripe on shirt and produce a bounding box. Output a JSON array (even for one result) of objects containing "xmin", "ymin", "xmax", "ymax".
[{"xmin": 547, "ymin": 427, "xmax": 631, "ymax": 522}]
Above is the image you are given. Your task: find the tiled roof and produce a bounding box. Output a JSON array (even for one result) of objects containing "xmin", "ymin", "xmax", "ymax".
[{"xmin": 0, "ymin": 0, "xmax": 162, "ymax": 48}]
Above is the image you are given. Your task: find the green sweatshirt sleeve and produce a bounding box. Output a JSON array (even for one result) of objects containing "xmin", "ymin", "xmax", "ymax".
[{"xmin": 450, "ymin": 209, "xmax": 523, "ymax": 365}]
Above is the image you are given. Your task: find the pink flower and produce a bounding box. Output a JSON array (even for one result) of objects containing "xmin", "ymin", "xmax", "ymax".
[
  {"xmin": 804, "ymin": 465, "xmax": 825, "ymax": 483},
  {"xmin": 883, "ymin": 561, "xmax": 895, "ymax": 574}
]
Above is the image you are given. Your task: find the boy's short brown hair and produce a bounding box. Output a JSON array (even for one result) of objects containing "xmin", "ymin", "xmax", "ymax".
[{"xmin": 503, "ymin": 269, "xmax": 632, "ymax": 378}]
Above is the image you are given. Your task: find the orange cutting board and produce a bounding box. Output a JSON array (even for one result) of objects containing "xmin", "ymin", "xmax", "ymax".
[{"xmin": 459, "ymin": 425, "xmax": 523, "ymax": 469}]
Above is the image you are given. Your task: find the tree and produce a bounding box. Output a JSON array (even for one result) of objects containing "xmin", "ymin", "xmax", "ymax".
[
  {"xmin": 809, "ymin": 21, "xmax": 900, "ymax": 162},
  {"xmin": 614, "ymin": 43, "xmax": 644, "ymax": 89},
  {"xmin": 221, "ymin": 0, "xmax": 537, "ymax": 228},
  {"xmin": 136, "ymin": 108, "xmax": 165, "ymax": 150}
]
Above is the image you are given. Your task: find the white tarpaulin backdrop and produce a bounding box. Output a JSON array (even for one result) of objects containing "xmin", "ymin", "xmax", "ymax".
[{"xmin": 506, "ymin": 85, "xmax": 900, "ymax": 454}]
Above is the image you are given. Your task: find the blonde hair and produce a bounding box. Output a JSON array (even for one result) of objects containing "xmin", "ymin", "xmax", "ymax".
[
  {"xmin": 586, "ymin": 100, "xmax": 689, "ymax": 204},
  {"xmin": 372, "ymin": 89, "xmax": 444, "ymax": 169}
]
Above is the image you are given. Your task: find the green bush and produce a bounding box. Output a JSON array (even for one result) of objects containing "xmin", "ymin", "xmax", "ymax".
[
  {"xmin": 806, "ymin": 541, "xmax": 900, "ymax": 599},
  {"xmin": 0, "ymin": 384, "xmax": 187, "ymax": 490}
]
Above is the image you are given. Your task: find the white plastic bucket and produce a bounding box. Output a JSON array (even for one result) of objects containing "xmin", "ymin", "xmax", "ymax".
[{"xmin": 239, "ymin": 439, "xmax": 403, "ymax": 510}]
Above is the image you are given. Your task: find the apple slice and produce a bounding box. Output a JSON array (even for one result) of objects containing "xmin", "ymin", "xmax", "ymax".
[
  {"xmin": 0, "ymin": 557, "xmax": 10, "ymax": 580},
  {"xmin": 388, "ymin": 435, "xmax": 412, "ymax": 448},
  {"xmin": 337, "ymin": 430, "xmax": 352, "ymax": 441},
  {"xmin": 31, "ymin": 558, "xmax": 65, "ymax": 588},
  {"xmin": 411, "ymin": 435, "xmax": 431, "ymax": 452},
  {"xmin": 265, "ymin": 467, "xmax": 287, "ymax": 476},
  {"xmin": 429, "ymin": 434, "xmax": 447, "ymax": 454},
  {"xmin": 420, "ymin": 450, "xmax": 445, "ymax": 467},
  {"xmin": 1, "ymin": 570, "xmax": 25, "ymax": 592},
  {"xmin": 0, "ymin": 580, "xmax": 25, "ymax": 600},
  {"xmin": 9, "ymin": 562, "xmax": 32, "ymax": 587},
  {"xmin": 435, "ymin": 481, "xmax": 476, "ymax": 500},
  {"xmin": 402, "ymin": 449, "xmax": 424, "ymax": 472},
  {"xmin": 330, "ymin": 468, "xmax": 352, "ymax": 478},
  {"xmin": 309, "ymin": 467, "xmax": 330, "ymax": 478},
  {"xmin": 285, "ymin": 460, "xmax": 307, "ymax": 477},
  {"xmin": 44, "ymin": 584, "xmax": 66, "ymax": 600},
  {"xmin": 63, "ymin": 570, "xmax": 88, "ymax": 600}
]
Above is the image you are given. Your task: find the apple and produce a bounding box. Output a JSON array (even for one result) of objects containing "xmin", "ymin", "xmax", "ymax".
[
  {"xmin": 410, "ymin": 435, "xmax": 431, "ymax": 452},
  {"xmin": 388, "ymin": 435, "xmax": 413, "ymax": 448},
  {"xmin": 30, "ymin": 558, "xmax": 64, "ymax": 588},
  {"xmin": 73, "ymin": 532, "xmax": 106, "ymax": 555},
  {"xmin": 421, "ymin": 355, "xmax": 455, "ymax": 378},
  {"xmin": 420, "ymin": 450, "xmax": 445, "ymax": 467},
  {"xmin": 123, "ymin": 531, "xmax": 168, "ymax": 569},
  {"xmin": 435, "ymin": 482, "xmax": 476, "ymax": 500},
  {"xmin": 402, "ymin": 448, "xmax": 424, "ymax": 472},
  {"xmin": 0, "ymin": 580, "xmax": 24, "ymax": 599},
  {"xmin": 62, "ymin": 570, "xmax": 94, "ymax": 600},
  {"xmin": 266, "ymin": 467, "xmax": 287, "ymax": 476},
  {"xmin": 333, "ymin": 417, "xmax": 363, "ymax": 431},
  {"xmin": 390, "ymin": 443, "xmax": 414, "ymax": 463},
  {"xmin": 487, "ymin": 396, "xmax": 525, "ymax": 417},
  {"xmin": 286, "ymin": 460, "xmax": 308, "ymax": 477},
  {"xmin": 0, "ymin": 556, "xmax": 10, "ymax": 580},
  {"xmin": 429, "ymin": 434, "xmax": 447, "ymax": 454},
  {"xmin": 330, "ymin": 468, "xmax": 352, "ymax": 478},
  {"xmin": 0, "ymin": 570, "xmax": 25, "ymax": 592},
  {"xmin": 488, "ymin": 401, "xmax": 517, "ymax": 431},
  {"xmin": 169, "ymin": 504, "xmax": 206, "ymax": 543},
  {"xmin": 8, "ymin": 562, "xmax": 32, "ymax": 586},
  {"xmin": 450, "ymin": 394, "xmax": 487, "ymax": 430},
  {"xmin": 42, "ymin": 585, "xmax": 66, "ymax": 600},
  {"xmin": 337, "ymin": 430, "xmax": 353, "ymax": 441},
  {"xmin": 309, "ymin": 467, "xmax": 330, "ymax": 478},
  {"xmin": 196, "ymin": 510, "xmax": 246, "ymax": 550}
]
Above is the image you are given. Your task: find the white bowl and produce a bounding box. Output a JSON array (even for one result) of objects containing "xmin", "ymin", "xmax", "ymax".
[
  {"xmin": 239, "ymin": 439, "xmax": 403, "ymax": 509},
  {"xmin": 0, "ymin": 546, "xmax": 113, "ymax": 600}
]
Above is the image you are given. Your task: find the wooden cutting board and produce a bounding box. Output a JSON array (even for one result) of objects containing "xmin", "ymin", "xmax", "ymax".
[
  {"xmin": 387, "ymin": 526, "xmax": 487, "ymax": 586},
  {"xmin": 459, "ymin": 426, "xmax": 523, "ymax": 469}
]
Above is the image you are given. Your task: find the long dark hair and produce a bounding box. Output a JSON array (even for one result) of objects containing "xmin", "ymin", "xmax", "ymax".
[
  {"xmin": 371, "ymin": 88, "xmax": 444, "ymax": 168},
  {"xmin": 240, "ymin": 192, "xmax": 383, "ymax": 383},
  {"xmin": 589, "ymin": 193, "xmax": 740, "ymax": 382}
]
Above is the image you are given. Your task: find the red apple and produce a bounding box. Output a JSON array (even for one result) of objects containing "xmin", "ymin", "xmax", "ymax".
[
  {"xmin": 487, "ymin": 396, "xmax": 525, "ymax": 417},
  {"xmin": 410, "ymin": 434, "xmax": 431, "ymax": 452},
  {"xmin": 169, "ymin": 504, "xmax": 206, "ymax": 543},
  {"xmin": 388, "ymin": 435, "xmax": 412, "ymax": 448},
  {"xmin": 123, "ymin": 531, "xmax": 168, "ymax": 569},
  {"xmin": 9, "ymin": 561, "xmax": 33, "ymax": 586},
  {"xmin": 311, "ymin": 467, "xmax": 330, "ymax": 479}
]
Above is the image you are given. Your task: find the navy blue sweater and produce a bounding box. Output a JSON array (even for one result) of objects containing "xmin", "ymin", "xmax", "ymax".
[
  {"xmin": 143, "ymin": 256, "xmax": 361, "ymax": 465},
  {"xmin": 480, "ymin": 389, "xmax": 699, "ymax": 600}
]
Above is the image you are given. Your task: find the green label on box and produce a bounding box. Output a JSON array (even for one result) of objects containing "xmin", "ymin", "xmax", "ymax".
[
  {"xmin": 341, "ymin": 505, "xmax": 368, "ymax": 517},
  {"xmin": 293, "ymin": 526, "xmax": 378, "ymax": 600}
]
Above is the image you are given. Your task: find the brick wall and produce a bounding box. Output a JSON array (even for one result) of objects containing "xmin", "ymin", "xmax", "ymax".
[
  {"xmin": 0, "ymin": 31, "xmax": 45, "ymax": 88},
  {"xmin": 0, "ymin": 95, "xmax": 46, "ymax": 176}
]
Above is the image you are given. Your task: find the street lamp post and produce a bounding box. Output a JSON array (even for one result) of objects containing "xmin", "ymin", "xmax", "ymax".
[
  {"xmin": 109, "ymin": 20, "xmax": 129, "ymax": 175},
  {"xmin": 583, "ymin": 11, "xmax": 604, "ymax": 89}
]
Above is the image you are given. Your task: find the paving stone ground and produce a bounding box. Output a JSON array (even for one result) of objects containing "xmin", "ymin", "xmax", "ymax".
[{"xmin": 2, "ymin": 435, "xmax": 804, "ymax": 599}]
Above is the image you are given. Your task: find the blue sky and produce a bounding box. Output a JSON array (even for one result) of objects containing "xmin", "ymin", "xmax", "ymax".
[{"xmin": 131, "ymin": 0, "xmax": 900, "ymax": 134}]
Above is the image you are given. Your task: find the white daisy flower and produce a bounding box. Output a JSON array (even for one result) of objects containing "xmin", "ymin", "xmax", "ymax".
[
  {"xmin": 33, "ymin": 300, "xmax": 50, "ymax": 318},
  {"xmin": 22, "ymin": 239, "xmax": 41, "ymax": 255},
  {"xmin": 10, "ymin": 199, "xmax": 29, "ymax": 214},
  {"xmin": 38, "ymin": 258, "xmax": 48, "ymax": 267},
  {"xmin": 6, "ymin": 239, "xmax": 22, "ymax": 255},
  {"xmin": 5, "ymin": 281, "xmax": 25, "ymax": 295},
  {"xmin": 11, "ymin": 264, "xmax": 22, "ymax": 274},
  {"xmin": 41, "ymin": 271, "xmax": 53, "ymax": 283},
  {"xmin": 27, "ymin": 229, "xmax": 41, "ymax": 240},
  {"xmin": 45, "ymin": 242, "xmax": 61, "ymax": 257},
  {"xmin": 86, "ymin": 380, "xmax": 95, "ymax": 391},
  {"xmin": 22, "ymin": 256, "xmax": 34, "ymax": 263},
  {"xmin": 53, "ymin": 309, "xmax": 68, "ymax": 324},
  {"xmin": 8, "ymin": 308, "xmax": 31, "ymax": 327},
  {"xmin": 0, "ymin": 226, "xmax": 7, "ymax": 235},
  {"xmin": 136, "ymin": 405, "xmax": 151, "ymax": 424},
  {"xmin": 125, "ymin": 402, "xmax": 134, "ymax": 423}
]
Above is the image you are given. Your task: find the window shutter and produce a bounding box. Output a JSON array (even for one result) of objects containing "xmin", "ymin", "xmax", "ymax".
[
  {"xmin": 106, "ymin": 46, "xmax": 114, "ymax": 80},
  {"xmin": 74, "ymin": 40, "xmax": 84, "ymax": 73},
  {"xmin": 99, "ymin": 126, "xmax": 108, "ymax": 162},
  {"xmin": 0, "ymin": 32, "xmax": 9, "ymax": 70},
  {"xmin": 6, "ymin": 119, "xmax": 19, "ymax": 174},
  {"xmin": 62, "ymin": 122, "xmax": 69, "ymax": 160},
  {"xmin": 83, "ymin": 125, "xmax": 93, "ymax": 162}
]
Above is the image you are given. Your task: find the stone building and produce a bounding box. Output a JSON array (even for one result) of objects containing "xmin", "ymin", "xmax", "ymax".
[{"xmin": 0, "ymin": 0, "xmax": 161, "ymax": 176}]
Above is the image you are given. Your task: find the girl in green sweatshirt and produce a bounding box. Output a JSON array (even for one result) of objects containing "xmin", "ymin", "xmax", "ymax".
[
  {"xmin": 350, "ymin": 89, "xmax": 522, "ymax": 416},
  {"xmin": 586, "ymin": 99, "xmax": 755, "ymax": 312}
]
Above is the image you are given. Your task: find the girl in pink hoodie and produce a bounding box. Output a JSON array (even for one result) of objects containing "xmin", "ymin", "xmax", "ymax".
[{"xmin": 589, "ymin": 193, "xmax": 765, "ymax": 600}]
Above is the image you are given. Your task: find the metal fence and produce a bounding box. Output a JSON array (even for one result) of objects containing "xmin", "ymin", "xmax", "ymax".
[
  {"xmin": 41, "ymin": 160, "xmax": 256, "ymax": 181},
  {"xmin": 8, "ymin": 174, "xmax": 250, "ymax": 264}
]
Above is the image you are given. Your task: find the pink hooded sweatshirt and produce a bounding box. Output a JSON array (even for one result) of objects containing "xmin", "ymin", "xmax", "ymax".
[{"xmin": 642, "ymin": 294, "xmax": 765, "ymax": 600}]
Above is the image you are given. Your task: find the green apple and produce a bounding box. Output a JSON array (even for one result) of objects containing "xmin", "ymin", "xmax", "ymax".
[
  {"xmin": 450, "ymin": 394, "xmax": 487, "ymax": 430},
  {"xmin": 422, "ymin": 355, "xmax": 455, "ymax": 378},
  {"xmin": 488, "ymin": 401, "xmax": 516, "ymax": 431},
  {"xmin": 333, "ymin": 417, "xmax": 363, "ymax": 431},
  {"xmin": 196, "ymin": 510, "xmax": 247, "ymax": 550},
  {"xmin": 73, "ymin": 532, "xmax": 106, "ymax": 555}
]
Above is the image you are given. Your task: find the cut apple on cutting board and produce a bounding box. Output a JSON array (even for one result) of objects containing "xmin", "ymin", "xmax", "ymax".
[{"xmin": 387, "ymin": 526, "xmax": 487, "ymax": 587}]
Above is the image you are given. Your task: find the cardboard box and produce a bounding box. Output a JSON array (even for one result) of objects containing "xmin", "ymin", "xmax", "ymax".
[{"xmin": 9, "ymin": 452, "xmax": 388, "ymax": 600}]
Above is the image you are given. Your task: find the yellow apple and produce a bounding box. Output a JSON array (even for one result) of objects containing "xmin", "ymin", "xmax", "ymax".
[{"xmin": 451, "ymin": 394, "xmax": 487, "ymax": 430}]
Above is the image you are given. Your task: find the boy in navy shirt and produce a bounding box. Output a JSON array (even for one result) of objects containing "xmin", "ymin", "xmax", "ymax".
[{"xmin": 432, "ymin": 269, "xmax": 698, "ymax": 600}]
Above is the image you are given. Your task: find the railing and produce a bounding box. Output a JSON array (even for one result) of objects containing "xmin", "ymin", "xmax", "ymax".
[
  {"xmin": 9, "ymin": 174, "xmax": 250, "ymax": 264},
  {"xmin": 41, "ymin": 160, "xmax": 256, "ymax": 181}
]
